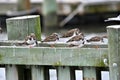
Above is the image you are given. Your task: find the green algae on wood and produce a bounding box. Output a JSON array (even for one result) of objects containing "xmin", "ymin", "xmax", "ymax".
[{"xmin": 54, "ymin": 61, "xmax": 62, "ymax": 66}]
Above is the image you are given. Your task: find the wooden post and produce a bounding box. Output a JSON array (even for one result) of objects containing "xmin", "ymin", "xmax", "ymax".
[
  {"xmin": 43, "ymin": 0, "xmax": 57, "ymax": 30},
  {"xmin": 6, "ymin": 65, "xmax": 18, "ymax": 80},
  {"xmin": 31, "ymin": 66, "xmax": 45, "ymax": 80},
  {"xmin": 17, "ymin": 0, "xmax": 31, "ymax": 11},
  {"xmin": 6, "ymin": 15, "xmax": 41, "ymax": 40},
  {"xmin": 107, "ymin": 25, "xmax": 120, "ymax": 80},
  {"xmin": 83, "ymin": 67, "xmax": 97, "ymax": 80},
  {"xmin": 57, "ymin": 66, "xmax": 72, "ymax": 80}
]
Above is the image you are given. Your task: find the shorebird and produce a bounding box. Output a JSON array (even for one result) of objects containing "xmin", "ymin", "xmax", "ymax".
[
  {"xmin": 42, "ymin": 33, "xmax": 59, "ymax": 42},
  {"xmin": 61, "ymin": 28, "xmax": 80, "ymax": 38},
  {"xmin": 67, "ymin": 33, "xmax": 84, "ymax": 42},
  {"xmin": 86, "ymin": 36, "xmax": 103, "ymax": 42},
  {"xmin": 66, "ymin": 33, "xmax": 84, "ymax": 46},
  {"xmin": 24, "ymin": 33, "xmax": 38, "ymax": 47}
]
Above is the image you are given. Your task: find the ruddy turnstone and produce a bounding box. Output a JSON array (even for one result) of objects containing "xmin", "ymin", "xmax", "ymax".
[
  {"xmin": 61, "ymin": 28, "xmax": 80, "ymax": 38},
  {"xmin": 66, "ymin": 33, "xmax": 84, "ymax": 47},
  {"xmin": 24, "ymin": 33, "xmax": 38, "ymax": 47},
  {"xmin": 42, "ymin": 33, "xmax": 59, "ymax": 42},
  {"xmin": 67, "ymin": 32, "xmax": 84, "ymax": 42},
  {"xmin": 86, "ymin": 36, "xmax": 103, "ymax": 42}
]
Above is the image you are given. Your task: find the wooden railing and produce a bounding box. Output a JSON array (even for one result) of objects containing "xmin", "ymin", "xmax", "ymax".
[
  {"xmin": 1, "ymin": 15, "xmax": 120, "ymax": 80},
  {"xmin": 0, "ymin": 41, "xmax": 108, "ymax": 80}
]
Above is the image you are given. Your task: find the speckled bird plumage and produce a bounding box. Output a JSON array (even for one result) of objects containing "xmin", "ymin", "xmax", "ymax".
[
  {"xmin": 42, "ymin": 33, "xmax": 59, "ymax": 42},
  {"xmin": 86, "ymin": 36, "xmax": 103, "ymax": 42},
  {"xmin": 24, "ymin": 33, "xmax": 38, "ymax": 47},
  {"xmin": 61, "ymin": 28, "xmax": 80, "ymax": 38},
  {"xmin": 67, "ymin": 33, "xmax": 84, "ymax": 43}
]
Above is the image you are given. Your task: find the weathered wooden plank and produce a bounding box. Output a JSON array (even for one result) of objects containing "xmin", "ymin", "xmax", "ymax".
[
  {"xmin": 31, "ymin": 66, "xmax": 45, "ymax": 80},
  {"xmin": 0, "ymin": 46, "xmax": 108, "ymax": 67},
  {"xmin": 6, "ymin": 17, "xmax": 28, "ymax": 40},
  {"xmin": 6, "ymin": 65, "xmax": 18, "ymax": 80},
  {"xmin": 0, "ymin": 40, "xmax": 108, "ymax": 48},
  {"xmin": 6, "ymin": 15, "xmax": 41, "ymax": 40},
  {"xmin": 57, "ymin": 67, "xmax": 71, "ymax": 80},
  {"xmin": 107, "ymin": 25, "xmax": 120, "ymax": 80},
  {"xmin": 83, "ymin": 67, "xmax": 97, "ymax": 80}
]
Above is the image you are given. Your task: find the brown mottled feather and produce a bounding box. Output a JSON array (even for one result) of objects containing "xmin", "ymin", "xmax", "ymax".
[
  {"xmin": 87, "ymin": 36, "xmax": 103, "ymax": 42},
  {"xmin": 61, "ymin": 28, "xmax": 80, "ymax": 38},
  {"xmin": 42, "ymin": 33, "xmax": 59, "ymax": 42},
  {"xmin": 67, "ymin": 33, "xmax": 84, "ymax": 42}
]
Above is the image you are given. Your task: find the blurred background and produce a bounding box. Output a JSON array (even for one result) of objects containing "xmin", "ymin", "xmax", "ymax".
[
  {"xmin": 0, "ymin": 0, "xmax": 120, "ymax": 80},
  {"xmin": 0, "ymin": 0, "xmax": 120, "ymax": 30}
]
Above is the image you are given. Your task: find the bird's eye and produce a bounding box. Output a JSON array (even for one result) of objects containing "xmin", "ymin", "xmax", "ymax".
[{"xmin": 29, "ymin": 38, "xmax": 31, "ymax": 40}]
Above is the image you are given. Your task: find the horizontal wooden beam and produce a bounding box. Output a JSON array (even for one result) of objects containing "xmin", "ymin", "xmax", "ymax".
[
  {"xmin": 0, "ymin": 46, "xmax": 108, "ymax": 67},
  {"xmin": 0, "ymin": 40, "xmax": 108, "ymax": 48}
]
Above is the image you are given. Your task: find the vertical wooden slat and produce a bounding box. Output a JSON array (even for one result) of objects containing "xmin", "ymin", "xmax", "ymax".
[
  {"xmin": 57, "ymin": 66, "xmax": 71, "ymax": 80},
  {"xmin": 107, "ymin": 25, "xmax": 120, "ymax": 80},
  {"xmin": 6, "ymin": 65, "xmax": 18, "ymax": 80},
  {"xmin": 83, "ymin": 67, "xmax": 97, "ymax": 80},
  {"xmin": 31, "ymin": 66, "xmax": 45, "ymax": 80}
]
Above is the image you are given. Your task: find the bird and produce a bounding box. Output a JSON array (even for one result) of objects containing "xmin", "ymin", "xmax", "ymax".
[
  {"xmin": 67, "ymin": 33, "xmax": 84, "ymax": 46},
  {"xmin": 101, "ymin": 35, "xmax": 108, "ymax": 43},
  {"xmin": 86, "ymin": 36, "xmax": 103, "ymax": 42},
  {"xmin": 23, "ymin": 33, "xmax": 38, "ymax": 47},
  {"xmin": 42, "ymin": 33, "xmax": 59, "ymax": 42},
  {"xmin": 105, "ymin": 15, "xmax": 120, "ymax": 22},
  {"xmin": 61, "ymin": 28, "xmax": 80, "ymax": 38}
]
